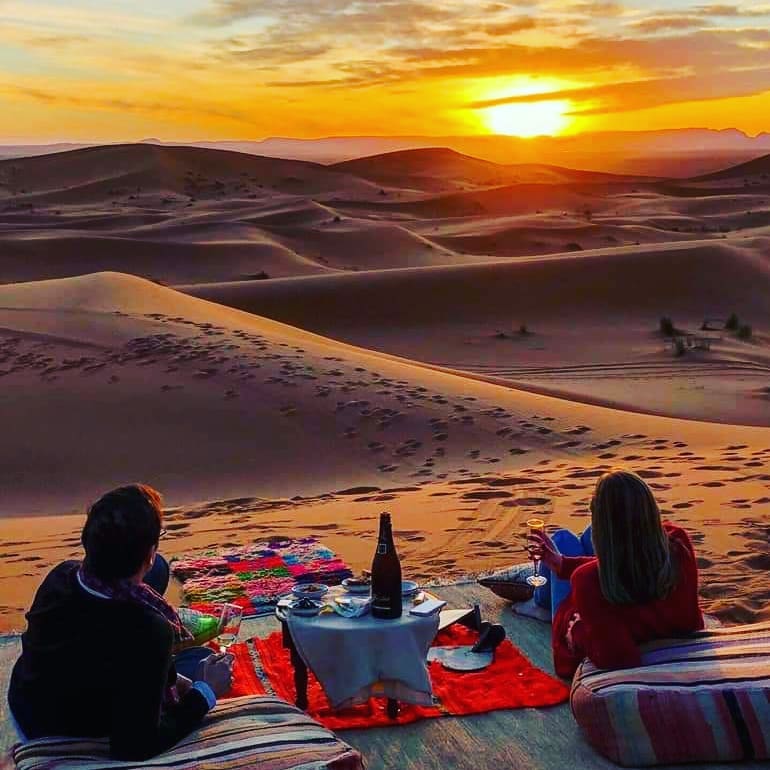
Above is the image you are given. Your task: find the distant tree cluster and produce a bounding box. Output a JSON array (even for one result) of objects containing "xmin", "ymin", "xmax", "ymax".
[
  {"xmin": 660, "ymin": 317, "xmax": 675, "ymax": 336},
  {"xmin": 726, "ymin": 312, "xmax": 752, "ymax": 340}
]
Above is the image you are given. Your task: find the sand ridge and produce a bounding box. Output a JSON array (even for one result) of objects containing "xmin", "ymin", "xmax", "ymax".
[
  {"xmin": 0, "ymin": 143, "xmax": 768, "ymax": 637},
  {"xmin": 0, "ymin": 272, "xmax": 768, "ymax": 632},
  {"xmin": 1, "ymin": 145, "xmax": 768, "ymax": 287}
]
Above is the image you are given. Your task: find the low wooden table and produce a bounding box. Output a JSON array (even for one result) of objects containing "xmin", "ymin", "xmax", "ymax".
[
  {"xmin": 275, "ymin": 590, "xmax": 440, "ymax": 719},
  {"xmin": 278, "ymin": 616, "xmax": 400, "ymax": 719}
]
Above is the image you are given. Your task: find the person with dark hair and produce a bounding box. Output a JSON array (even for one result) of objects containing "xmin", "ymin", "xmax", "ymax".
[
  {"xmin": 529, "ymin": 469, "xmax": 703, "ymax": 678},
  {"xmin": 8, "ymin": 484, "xmax": 233, "ymax": 761}
]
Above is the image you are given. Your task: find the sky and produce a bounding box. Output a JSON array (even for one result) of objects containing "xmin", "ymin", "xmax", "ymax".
[{"xmin": 1, "ymin": 0, "xmax": 770, "ymax": 141}]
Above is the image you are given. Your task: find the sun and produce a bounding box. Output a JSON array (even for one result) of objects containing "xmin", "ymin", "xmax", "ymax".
[{"xmin": 484, "ymin": 100, "xmax": 571, "ymax": 138}]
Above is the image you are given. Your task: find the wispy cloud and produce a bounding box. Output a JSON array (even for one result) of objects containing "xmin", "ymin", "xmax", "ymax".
[{"xmin": 2, "ymin": 0, "xmax": 770, "ymax": 139}]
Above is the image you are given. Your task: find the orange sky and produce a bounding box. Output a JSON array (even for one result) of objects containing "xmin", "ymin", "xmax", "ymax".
[{"xmin": 1, "ymin": 0, "xmax": 769, "ymax": 141}]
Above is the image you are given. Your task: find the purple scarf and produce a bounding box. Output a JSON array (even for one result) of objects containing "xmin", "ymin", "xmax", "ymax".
[{"xmin": 78, "ymin": 566, "xmax": 192, "ymax": 644}]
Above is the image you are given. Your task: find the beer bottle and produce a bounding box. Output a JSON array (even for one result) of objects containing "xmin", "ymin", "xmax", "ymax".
[{"xmin": 370, "ymin": 512, "xmax": 402, "ymax": 619}]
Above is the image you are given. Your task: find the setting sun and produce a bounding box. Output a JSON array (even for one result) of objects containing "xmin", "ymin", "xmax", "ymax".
[{"xmin": 484, "ymin": 100, "xmax": 571, "ymax": 137}]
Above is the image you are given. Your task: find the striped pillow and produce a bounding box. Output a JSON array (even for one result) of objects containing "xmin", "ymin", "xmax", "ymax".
[
  {"xmin": 12, "ymin": 696, "xmax": 365, "ymax": 770},
  {"xmin": 571, "ymin": 620, "xmax": 770, "ymax": 767}
]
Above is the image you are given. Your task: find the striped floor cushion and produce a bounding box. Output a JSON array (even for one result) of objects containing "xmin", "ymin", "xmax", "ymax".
[
  {"xmin": 12, "ymin": 695, "xmax": 365, "ymax": 770},
  {"xmin": 571, "ymin": 620, "xmax": 770, "ymax": 766}
]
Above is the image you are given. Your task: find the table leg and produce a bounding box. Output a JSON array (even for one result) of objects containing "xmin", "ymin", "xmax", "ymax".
[
  {"xmin": 281, "ymin": 621, "xmax": 308, "ymax": 710},
  {"xmin": 387, "ymin": 698, "xmax": 399, "ymax": 719},
  {"xmin": 290, "ymin": 644, "xmax": 309, "ymax": 711}
]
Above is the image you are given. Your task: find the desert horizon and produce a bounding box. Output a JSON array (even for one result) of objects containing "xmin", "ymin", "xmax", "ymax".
[{"xmin": 2, "ymin": 1, "xmax": 770, "ymax": 767}]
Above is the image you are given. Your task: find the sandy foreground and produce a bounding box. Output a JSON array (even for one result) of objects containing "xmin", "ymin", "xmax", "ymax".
[
  {"xmin": 0, "ymin": 145, "xmax": 768, "ymax": 633},
  {"xmin": 0, "ymin": 272, "xmax": 768, "ymax": 632}
]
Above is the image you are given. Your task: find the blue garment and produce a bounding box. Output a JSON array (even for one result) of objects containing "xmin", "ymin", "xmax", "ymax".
[
  {"xmin": 174, "ymin": 646, "xmax": 215, "ymax": 681},
  {"xmin": 143, "ymin": 553, "xmax": 170, "ymax": 595},
  {"xmin": 144, "ymin": 554, "xmax": 215, "ymax": 694},
  {"xmin": 534, "ymin": 526, "xmax": 594, "ymax": 619}
]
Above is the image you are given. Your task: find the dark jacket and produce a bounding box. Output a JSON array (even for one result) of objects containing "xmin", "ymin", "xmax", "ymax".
[{"xmin": 9, "ymin": 561, "xmax": 208, "ymax": 760}]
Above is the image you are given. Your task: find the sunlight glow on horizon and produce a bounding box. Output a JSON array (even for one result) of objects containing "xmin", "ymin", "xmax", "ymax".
[
  {"xmin": 483, "ymin": 100, "xmax": 572, "ymax": 138},
  {"xmin": 1, "ymin": 1, "xmax": 769, "ymax": 141}
]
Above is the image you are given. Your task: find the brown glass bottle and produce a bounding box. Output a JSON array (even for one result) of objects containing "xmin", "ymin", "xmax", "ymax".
[{"xmin": 370, "ymin": 512, "xmax": 402, "ymax": 619}]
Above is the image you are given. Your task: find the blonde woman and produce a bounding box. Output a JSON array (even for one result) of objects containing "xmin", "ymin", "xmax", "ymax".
[{"xmin": 530, "ymin": 469, "xmax": 703, "ymax": 677}]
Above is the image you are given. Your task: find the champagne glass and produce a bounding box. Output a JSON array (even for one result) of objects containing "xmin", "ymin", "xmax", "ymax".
[
  {"xmin": 526, "ymin": 517, "xmax": 548, "ymax": 588},
  {"xmin": 217, "ymin": 603, "xmax": 243, "ymax": 653}
]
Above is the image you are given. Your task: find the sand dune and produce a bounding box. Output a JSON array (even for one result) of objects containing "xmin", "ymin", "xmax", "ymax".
[
  {"xmin": 331, "ymin": 148, "xmax": 645, "ymax": 192},
  {"xmin": 185, "ymin": 237, "xmax": 770, "ymax": 426},
  {"xmin": 1, "ymin": 145, "xmax": 768, "ymax": 287},
  {"xmin": 0, "ymin": 271, "xmax": 769, "ymax": 630},
  {"xmin": 1, "ymin": 144, "xmax": 769, "ymax": 633},
  {"xmin": 692, "ymin": 152, "xmax": 770, "ymax": 183},
  {"xmin": 0, "ymin": 144, "xmax": 377, "ymax": 204}
]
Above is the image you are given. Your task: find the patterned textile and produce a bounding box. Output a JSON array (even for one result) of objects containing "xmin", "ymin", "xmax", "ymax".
[
  {"xmin": 171, "ymin": 538, "xmax": 353, "ymax": 618},
  {"xmin": 12, "ymin": 696, "xmax": 365, "ymax": 770},
  {"xmin": 571, "ymin": 620, "xmax": 770, "ymax": 767},
  {"xmin": 228, "ymin": 624, "xmax": 570, "ymax": 730},
  {"xmin": 78, "ymin": 567, "xmax": 192, "ymax": 644},
  {"xmin": 477, "ymin": 562, "xmax": 535, "ymax": 603}
]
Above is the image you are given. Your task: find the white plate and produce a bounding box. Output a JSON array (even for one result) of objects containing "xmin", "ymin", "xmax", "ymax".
[
  {"xmin": 342, "ymin": 578, "xmax": 371, "ymax": 595},
  {"xmin": 292, "ymin": 583, "xmax": 329, "ymax": 600}
]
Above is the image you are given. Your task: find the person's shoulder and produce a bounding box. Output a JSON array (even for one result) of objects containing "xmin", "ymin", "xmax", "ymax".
[
  {"xmin": 35, "ymin": 560, "xmax": 80, "ymax": 593},
  {"xmin": 571, "ymin": 559, "xmax": 600, "ymax": 589},
  {"xmin": 663, "ymin": 522, "xmax": 696, "ymax": 552},
  {"xmin": 111, "ymin": 601, "xmax": 174, "ymax": 648}
]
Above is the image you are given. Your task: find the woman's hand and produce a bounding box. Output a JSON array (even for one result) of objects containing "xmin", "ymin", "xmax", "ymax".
[
  {"xmin": 195, "ymin": 652, "xmax": 234, "ymax": 697},
  {"xmin": 565, "ymin": 612, "xmax": 582, "ymax": 653},
  {"xmin": 528, "ymin": 529, "xmax": 563, "ymax": 574}
]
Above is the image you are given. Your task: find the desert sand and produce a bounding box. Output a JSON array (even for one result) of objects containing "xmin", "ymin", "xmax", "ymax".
[{"xmin": 0, "ymin": 144, "xmax": 768, "ymax": 633}]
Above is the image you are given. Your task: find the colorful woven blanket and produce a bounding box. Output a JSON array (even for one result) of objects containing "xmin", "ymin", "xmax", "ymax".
[{"xmin": 171, "ymin": 538, "xmax": 353, "ymax": 618}]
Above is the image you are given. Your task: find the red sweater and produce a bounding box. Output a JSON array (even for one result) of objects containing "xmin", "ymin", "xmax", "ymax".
[{"xmin": 552, "ymin": 524, "xmax": 704, "ymax": 679}]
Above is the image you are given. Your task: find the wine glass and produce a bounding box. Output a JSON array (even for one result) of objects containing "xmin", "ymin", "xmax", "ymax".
[
  {"xmin": 526, "ymin": 517, "xmax": 548, "ymax": 588},
  {"xmin": 217, "ymin": 603, "xmax": 243, "ymax": 653}
]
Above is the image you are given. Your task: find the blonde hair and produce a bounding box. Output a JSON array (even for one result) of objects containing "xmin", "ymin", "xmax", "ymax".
[{"xmin": 591, "ymin": 469, "xmax": 676, "ymax": 605}]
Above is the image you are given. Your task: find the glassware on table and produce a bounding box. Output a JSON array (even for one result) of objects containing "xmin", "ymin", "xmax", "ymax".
[
  {"xmin": 526, "ymin": 517, "xmax": 548, "ymax": 588},
  {"xmin": 217, "ymin": 603, "xmax": 243, "ymax": 652}
]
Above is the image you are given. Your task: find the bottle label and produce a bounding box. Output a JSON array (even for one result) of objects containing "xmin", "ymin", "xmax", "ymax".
[{"xmin": 377, "ymin": 543, "xmax": 387, "ymax": 555}]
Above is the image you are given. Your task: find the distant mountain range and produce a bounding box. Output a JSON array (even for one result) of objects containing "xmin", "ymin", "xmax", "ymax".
[
  {"xmin": 1, "ymin": 128, "xmax": 769, "ymax": 178},
  {"xmin": 197, "ymin": 130, "xmax": 770, "ymax": 178}
]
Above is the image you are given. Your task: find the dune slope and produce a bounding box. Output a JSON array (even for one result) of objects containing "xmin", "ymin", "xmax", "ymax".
[{"xmin": 1, "ymin": 272, "xmax": 769, "ymax": 631}]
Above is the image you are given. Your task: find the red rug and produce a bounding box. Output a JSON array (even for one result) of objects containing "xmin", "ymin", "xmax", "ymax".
[{"xmin": 223, "ymin": 625, "xmax": 569, "ymax": 730}]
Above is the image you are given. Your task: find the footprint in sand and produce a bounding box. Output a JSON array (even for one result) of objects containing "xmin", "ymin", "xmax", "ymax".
[
  {"xmin": 337, "ymin": 486, "xmax": 381, "ymax": 495},
  {"xmin": 462, "ymin": 490, "xmax": 513, "ymax": 501},
  {"xmin": 501, "ymin": 497, "xmax": 551, "ymax": 507},
  {"xmin": 509, "ymin": 447, "xmax": 528, "ymax": 455}
]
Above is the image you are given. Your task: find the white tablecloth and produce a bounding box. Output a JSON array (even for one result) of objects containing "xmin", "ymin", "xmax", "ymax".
[{"xmin": 287, "ymin": 598, "xmax": 440, "ymax": 709}]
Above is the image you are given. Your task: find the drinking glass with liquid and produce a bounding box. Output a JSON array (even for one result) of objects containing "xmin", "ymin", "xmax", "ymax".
[{"xmin": 217, "ymin": 603, "xmax": 243, "ymax": 652}]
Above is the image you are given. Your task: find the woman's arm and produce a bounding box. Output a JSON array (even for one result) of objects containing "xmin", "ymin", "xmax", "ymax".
[
  {"xmin": 110, "ymin": 618, "xmax": 209, "ymax": 760},
  {"xmin": 528, "ymin": 530, "xmax": 596, "ymax": 580}
]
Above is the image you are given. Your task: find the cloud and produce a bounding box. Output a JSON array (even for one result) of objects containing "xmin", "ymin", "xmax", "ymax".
[
  {"xmin": 469, "ymin": 65, "xmax": 770, "ymax": 116},
  {"xmin": 482, "ymin": 17, "xmax": 537, "ymax": 35},
  {"xmin": 629, "ymin": 15, "xmax": 705, "ymax": 32},
  {"xmin": 2, "ymin": 84, "xmax": 255, "ymax": 125},
  {"xmin": 693, "ymin": 3, "xmax": 770, "ymax": 15}
]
